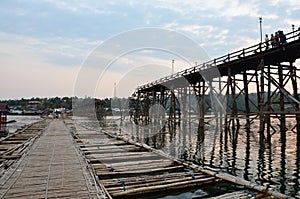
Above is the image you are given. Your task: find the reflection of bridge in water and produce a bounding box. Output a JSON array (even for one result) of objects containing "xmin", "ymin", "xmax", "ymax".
[{"xmin": 131, "ymin": 29, "xmax": 300, "ymax": 145}]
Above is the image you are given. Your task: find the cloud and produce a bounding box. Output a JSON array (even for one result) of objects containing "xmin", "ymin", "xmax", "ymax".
[
  {"xmin": 0, "ymin": 41, "xmax": 79, "ymax": 99},
  {"xmin": 43, "ymin": 0, "xmax": 116, "ymax": 15},
  {"xmin": 156, "ymin": 0, "xmax": 260, "ymax": 20},
  {"xmin": 178, "ymin": 25, "xmax": 215, "ymax": 36},
  {"xmin": 0, "ymin": 32, "xmax": 101, "ymax": 67}
]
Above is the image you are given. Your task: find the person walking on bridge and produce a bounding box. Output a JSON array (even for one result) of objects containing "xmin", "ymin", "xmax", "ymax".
[
  {"xmin": 265, "ymin": 34, "xmax": 270, "ymax": 50},
  {"xmin": 275, "ymin": 32, "xmax": 280, "ymax": 47},
  {"xmin": 270, "ymin": 34, "xmax": 275, "ymax": 47}
]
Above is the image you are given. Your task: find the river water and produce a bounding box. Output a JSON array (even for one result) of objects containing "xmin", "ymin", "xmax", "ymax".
[
  {"xmin": 0, "ymin": 115, "xmax": 42, "ymax": 137},
  {"xmin": 106, "ymin": 115, "xmax": 300, "ymax": 198}
]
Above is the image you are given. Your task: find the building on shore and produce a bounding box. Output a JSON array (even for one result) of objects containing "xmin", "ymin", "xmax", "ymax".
[{"xmin": 0, "ymin": 104, "xmax": 9, "ymax": 124}]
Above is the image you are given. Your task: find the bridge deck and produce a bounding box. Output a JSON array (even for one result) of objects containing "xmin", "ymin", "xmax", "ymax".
[{"xmin": 137, "ymin": 31, "xmax": 300, "ymax": 92}]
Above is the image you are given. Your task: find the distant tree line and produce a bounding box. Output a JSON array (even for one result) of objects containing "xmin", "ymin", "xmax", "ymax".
[
  {"xmin": 0, "ymin": 97, "xmax": 73, "ymax": 110},
  {"xmin": 0, "ymin": 92, "xmax": 296, "ymax": 117}
]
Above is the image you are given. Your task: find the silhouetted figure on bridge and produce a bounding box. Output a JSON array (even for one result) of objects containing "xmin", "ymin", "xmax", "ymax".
[
  {"xmin": 265, "ymin": 34, "xmax": 269, "ymax": 50},
  {"xmin": 275, "ymin": 32, "xmax": 280, "ymax": 47},
  {"xmin": 270, "ymin": 34, "xmax": 275, "ymax": 48},
  {"xmin": 278, "ymin": 30, "xmax": 286, "ymax": 45}
]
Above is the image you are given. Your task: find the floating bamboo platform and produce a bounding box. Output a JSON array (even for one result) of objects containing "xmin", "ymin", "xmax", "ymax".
[
  {"xmin": 0, "ymin": 119, "xmax": 102, "ymax": 199},
  {"xmin": 0, "ymin": 119, "xmax": 49, "ymax": 168},
  {"xmin": 69, "ymin": 119, "xmax": 291, "ymax": 199}
]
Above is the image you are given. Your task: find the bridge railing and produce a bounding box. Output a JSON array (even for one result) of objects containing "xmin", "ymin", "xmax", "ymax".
[{"xmin": 137, "ymin": 29, "xmax": 300, "ymax": 91}]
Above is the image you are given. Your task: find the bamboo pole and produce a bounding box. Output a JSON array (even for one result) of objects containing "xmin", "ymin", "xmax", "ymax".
[
  {"xmin": 101, "ymin": 173, "xmax": 207, "ymax": 187},
  {"xmin": 111, "ymin": 177, "xmax": 218, "ymax": 197},
  {"xmin": 96, "ymin": 165, "xmax": 184, "ymax": 178},
  {"xmin": 107, "ymin": 175, "xmax": 214, "ymax": 194}
]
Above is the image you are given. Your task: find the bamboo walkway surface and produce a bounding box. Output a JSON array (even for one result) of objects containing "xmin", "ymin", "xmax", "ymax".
[
  {"xmin": 0, "ymin": 119, "xmax": 103, "ymax": 199},
  {"xmin": 69, "ymin": 119, "xmax": 291, "ymax": 199}
]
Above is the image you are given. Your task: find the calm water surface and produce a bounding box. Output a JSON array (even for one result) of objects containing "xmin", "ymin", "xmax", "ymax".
[
  {"xmin": 110, "ymin": 116, "xmax": 300, "ymax": 198},
  {"xmin": 4, "ymin": 115, "xmax": 42, "ymax": 133}
]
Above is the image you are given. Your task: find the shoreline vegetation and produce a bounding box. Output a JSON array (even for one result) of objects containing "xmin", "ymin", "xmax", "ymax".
[{"xmin": 1, "ymin": 92, "xmax": 297, "ymax": 117}]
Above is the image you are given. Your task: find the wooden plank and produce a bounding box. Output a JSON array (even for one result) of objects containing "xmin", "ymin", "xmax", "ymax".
[
  {"xmin": 111, "ymin": 177, "xmax": 219, "ymax": 197},
  {"xmin": 84, "ymin": 147, "xmax": 147, "ymax": 154},
  {"xmin": 0, "ymin": 141, "xmax": 24, "ymax": 144},
  {"xmin": 81, "ymin": 144, "xmax": 139, "ymax": 151},
  {"xmin": 79, "ymin": 141, "xmax": 127, "ymax": 147},
  {"xmin": 100, "ymin": 172, "xmax": 199, "ymax": 186},
  {"xmin": 0, "ymin": 154, "xmax": 21, "ymax": 160},
  {"xmin": 97, "ymin": 162, "xmax": 177, "ymax": 173},
  {"xmin": 93, "ymin": 154, "xmax": 163, "ymax": 163},
  {"xmin": 105, "ymin": 174, "xmax": 210, "ymax": 192},
  {"xmin": 0, "ymin": 146, "xmax": 9, "ymax": 150},
  {"xmin": 96, "ymin": 165, "xmax": 184, "ymax": 179},
  {"xmin": 87, "ymin": 151, "xmax": 154, "ymax": 157},
  {"xmin": 109, "ymin": 158, "xmax": 173, "ymax": 167}
]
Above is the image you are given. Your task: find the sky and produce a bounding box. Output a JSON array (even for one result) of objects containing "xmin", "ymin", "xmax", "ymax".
[{"xmin": 0, "ymin": 0, "xmax": 300, "ymax": 100}]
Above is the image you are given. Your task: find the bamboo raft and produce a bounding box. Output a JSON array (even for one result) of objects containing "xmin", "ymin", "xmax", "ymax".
[
  {"xmin": 0, "ymin": 119, "xmax": 101, "ymax": 199},
  {"xmin": 69, "ymin": 120, "xmax": 291, "ymax": 199},
  {"xmin": 0, "ymin": 119, "xmax": 49, "ymax": 166}
]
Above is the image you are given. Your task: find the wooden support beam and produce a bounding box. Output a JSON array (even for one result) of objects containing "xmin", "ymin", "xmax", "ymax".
[
  {"xmin": 266, "ymin": 65, "xmax": 272, "ymax": 143},
  {"xmin": 290, "ymin": 62, "xmax": 300, "ymax": 139},
  {"xmin": 278, "ymin": 63, "xmax": 286, "ymax": 133},
  {"xmin": 243, "ymin": 72, "xmax": 250, "ymax": 129}
]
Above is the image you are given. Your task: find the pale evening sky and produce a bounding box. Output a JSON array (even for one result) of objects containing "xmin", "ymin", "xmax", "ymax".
[{"xmin": 0, "ymin": 0, "xmax": 300, "ymax": 99}]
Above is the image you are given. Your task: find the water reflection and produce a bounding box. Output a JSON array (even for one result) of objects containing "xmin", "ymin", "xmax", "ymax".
[
  {"xmin": 0, "ymin": 123, "xmax": 8, "ymax": 137},
  {"xmin": 114, "ymin": 115, "xmax": 300, "ymax": 197}
]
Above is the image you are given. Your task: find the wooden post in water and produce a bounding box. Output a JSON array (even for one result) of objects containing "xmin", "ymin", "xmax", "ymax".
[
  {"xmin": 255, "ymin": 68, "xmax": 264, "ymax": 143},
  {"xmin": 152, "ymin": 90, "xmax": 157, "ymax": 125},
  {"xmin": 188, "ymin": 86, "xmax": 192, "ymax": 121},
  {"xmin": 266, "ymin": 65, "xmax": 272, "ymax": 144},
  {"xmin": 200, "ymin": 80, "xmax": 205, "ymax": 130},
  {"xmin": 168, "ymin": 90, "xmax": 172, "ymax": 121},
  {"xmin": 224, "ymin": 67, "xmax": 231, "ymax": 132},
  {"xmin": 290, "ymin": 61, "xmax": 300, "ymax": 140},
  {"xmin": 278, "ymin": 63, "xmax": 286, "ymax": 134},
  {"xmin": 218, "ymin": 76, "xmax": 223, "ymax": 132},
  {"xmin": 172, "ymin": 90, "xmax": 176, "ymax": 120},
  {"xmin": 259, "ymin": 61, "xmax": 265, "ymax": 133},
  {"xmin": 230, "ymin": 70, "xmax": 238, "ymax": 132},
  {"xmin": 243, "ymin": 71, "xmax": 251, "ymax": 129},
  {"xmin": 134, "ymin": 91, "xmax": 141, "ymax": 124},
  {"xmin": 182, "ymin": 86, "xmax": 187, "ymax": 121}
]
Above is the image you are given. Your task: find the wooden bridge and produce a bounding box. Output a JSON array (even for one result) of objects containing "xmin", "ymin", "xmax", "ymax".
[{"xmin": 131, "ymin": 29, "xmax": 300, "ymax": 144}]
